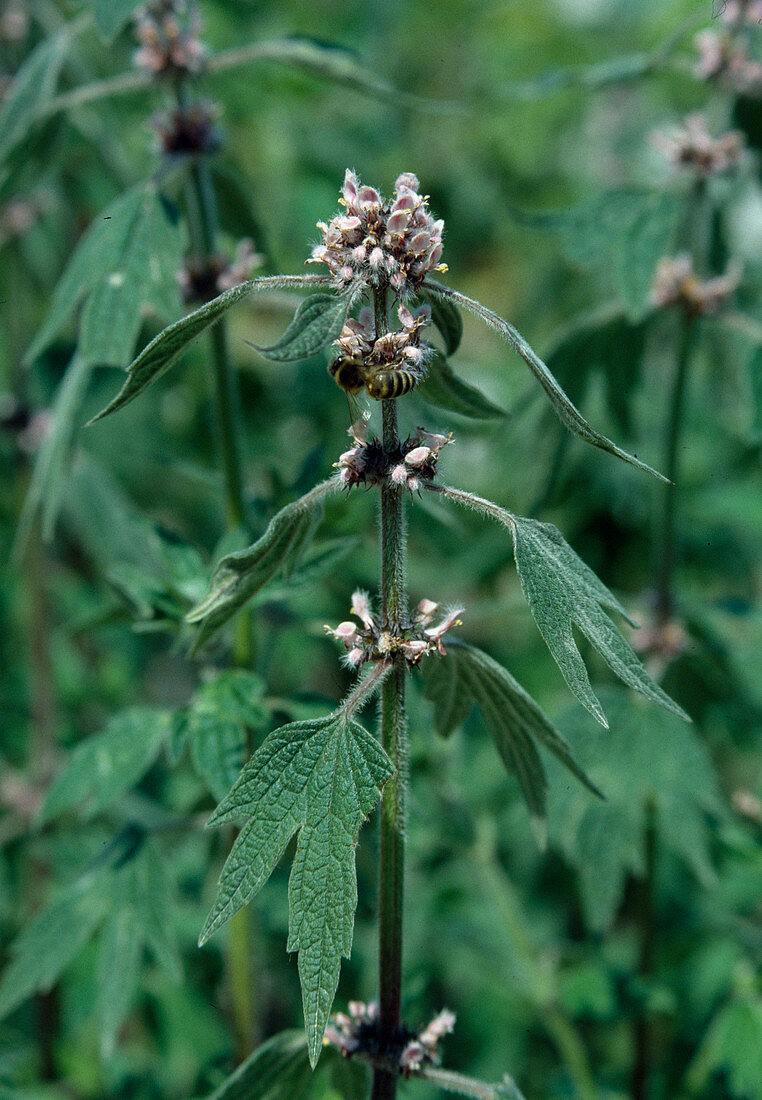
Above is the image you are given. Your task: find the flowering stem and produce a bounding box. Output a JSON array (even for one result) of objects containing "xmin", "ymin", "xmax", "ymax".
[{"xmin": 373, "ymin": 290, "xmax": 408, "ymax": 1100}]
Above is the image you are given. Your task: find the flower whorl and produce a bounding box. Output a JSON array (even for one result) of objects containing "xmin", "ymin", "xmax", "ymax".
[{"xmin": 308, "ymin": 171, "xmax": 446, "ymax": 297}]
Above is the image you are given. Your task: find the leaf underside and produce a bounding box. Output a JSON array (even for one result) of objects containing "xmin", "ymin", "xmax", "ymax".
[{"xmin": 200, "ymin": 715, "xmax": 394, "ymax": 1066}]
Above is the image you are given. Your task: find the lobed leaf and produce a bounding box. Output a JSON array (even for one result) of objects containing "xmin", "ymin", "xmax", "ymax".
[
  {"xmin": 510, "ymin": 516, "xmax": 687, "ymax": 726},
  {"xmin": 418, "ymin": 352, "xmax": 505, "ymax": 419},
  {"xmin": 422, "ymin": 280, "xmax": 667, "ymax": 482},
  {"xmin": 200, "ymin": 715, "xmax": 394, "ymax": 1065},
  {"xmin": 251, "ymin": 289, "xmax": 355, "ymax": 362},
  {"xmin": 205, "ymin": 1029, "xmax": 313, "ymax": 1100},
  {"xmin": 186, "ymin": 478, "xmax": 339, "ymax": 650},
  {"xmin": 422, "ymin": 641, "xmax": 600, "ymax": 821},
  {"xmin": 39, "ymin": 707, "xmax": 171, "ymax": 822},
  {"xmin": 430, "ymin": 486, "xmax": 689, "ymax": 727}
]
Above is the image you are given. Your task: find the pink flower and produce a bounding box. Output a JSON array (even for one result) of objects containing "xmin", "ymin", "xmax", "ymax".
[{"xmin": 307, "ymin": 170, "xmax": 446, "ymax": 297}]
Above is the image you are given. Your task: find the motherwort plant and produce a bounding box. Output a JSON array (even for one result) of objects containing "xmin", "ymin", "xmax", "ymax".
[{"xmin": 89, "ymin": 170, "xmax": 688, "ymax": 1099}]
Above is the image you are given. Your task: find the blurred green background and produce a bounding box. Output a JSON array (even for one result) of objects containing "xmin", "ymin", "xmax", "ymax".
[{"xmin": 2, "ymin": 0, "xmax": 762, "ymax": 1098}]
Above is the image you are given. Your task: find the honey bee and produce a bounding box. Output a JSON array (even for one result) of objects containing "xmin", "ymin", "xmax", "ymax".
[{"xmin": 328, "ymin": 355, "xmax": 421, "ymax": 403}]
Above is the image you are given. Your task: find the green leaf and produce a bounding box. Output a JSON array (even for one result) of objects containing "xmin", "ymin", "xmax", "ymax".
[
  {"xmin": 689, "ymin": 998, "xmax": 762, "ymax": 1100},
  {"xmin": 253, "ymin": 537, "xmax": 360, "ymax": 604},
  {"xmin": 0, "ymin": 30, "xmax": 71, "ymax": 170},
  {"xmin": 39, "ymin": 708, "xmax": 171, "ymax": 822},
  {"xmin": 95, "ymin": 842, "xmax": 181, "ymax": 1054},
  {"xmin": 510, "ymin": 516, "xmax": 687, "ymax": 726},
  {"xmin": 435, "ymin": 487, "xmax": 688, "ymax": 727},
  {"xmin": 417, "ymin": 286, "xmax": 463, "ymax": 355},
  {"xmin": 13, "ymin": 354, "xmax": 92, "ymax": 557},
  {"xmin": 200, "ymin": 716, "xmax": 394, "ymax": 1066},
  {"xmin": 96, "ymin": 908, "xmax": 142, "ymax": 1055},
  {"xmin": 77, "ymin": 191, "xmax": 182, "ymax": 368},
  {"xmin": 206, "ymin": 1030, "xmax": 313, "ymax": 1100},
  {"xmin": 418, "ymin": 353, "xmax": 505, "ymax": 419},
  {"xmin": 252, "ymin": 290, "xmax": 354, "ymax": 363},
  {"xmin": 0, "ymin": 872, "xmax": 110, "ymax": 1019},
  {"xmin": 547, "ymin": 688, "xmax": 721, "ymax": 932},
  {"xmin": 186, "ymin": 479, "xmax": 338, "ymax": 650},
  {"xmin": 423, "ymin": 282, "xmax": 667, "ymax": 482},
  {"xmin": 25, "ymin": 185, "xmax": 179, "ymax": 366},
  {"xmin": 423, "ymin": 641, "xmax": 600, "ymax": 820},
  {"xmin": 184, "ymin": 670, "xmax": 268, "ymax": 800},
  {"xmin": 420, "ymin": 642, "xmax": 476, "ymax": 738},
  {"xmin": 87, "ymin": 274, "xmax": 326, "ymax": 423},
  {"xmin": 88, "ymin": 0, "xmax": 140, "ymax": 41},
  {"xmin": 511, "ymin": 189, "xmax": 681, "ymax": 319}
]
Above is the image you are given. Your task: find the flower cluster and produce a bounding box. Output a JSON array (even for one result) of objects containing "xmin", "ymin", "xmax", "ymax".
[
  {"xmin": 179, "ymin": 239, "xmax": 263, "ymax": 302},
  {"xmin": 719, "ymin": 0, "xmax": 762, "ymax": 26},
  {"xmin": 325, "ymin": 1001, "xmax": 455, "ymax": 1075},
  {"xmin": 154, "ymin": 102, "xmax": 221, "ymax": 157},
  {"xmin": 308, "ymin": 170, "xmax": 446, "ymax": 297},
  {"xmin": 693, "ymin": 30, "xmax": 762, "ymax": 93},
  {"xmin": 651, "ymin": 255, "xmax": 741, "ymax": 316},
  {"xmin": 134, "ymin": 0, "xmax": 206, "ymax": 78},
  {"xmin": 325, "ymin": 591, "xmax": 463, "ymax": 668},
  {"xmin": 334, "ymin": 302, "xmax": 432, "ymax": 375},
  {"xmin": 651, "ymin": 113, "xmax": 744, "ymax": 176},
  {"xmin": 336, "ymin": 420, "xmax": 452, "ymax": 492}
]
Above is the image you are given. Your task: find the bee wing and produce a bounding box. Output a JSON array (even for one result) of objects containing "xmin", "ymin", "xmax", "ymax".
[{"xmin": 346, "ymin": 390, "xmax": 370, "ymax": 425}]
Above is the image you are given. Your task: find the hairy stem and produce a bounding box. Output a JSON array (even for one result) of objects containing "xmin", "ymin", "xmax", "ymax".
[{"xmin": 372, "ymin": 289, "xmax": 408, "ymax": 1100}]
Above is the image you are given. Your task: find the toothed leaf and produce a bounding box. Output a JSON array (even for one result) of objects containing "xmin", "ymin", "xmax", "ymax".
[
  {"xmin": 200, "ymin": 715, "xmax": 393, "ymax": 1066},
  {"xmin": 436, "ymin": 488, "xmax": 688, "ymax": 726},
  {"xmin": 510, "ymin": 516, "xmax": 688, "ymax": 726}
]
